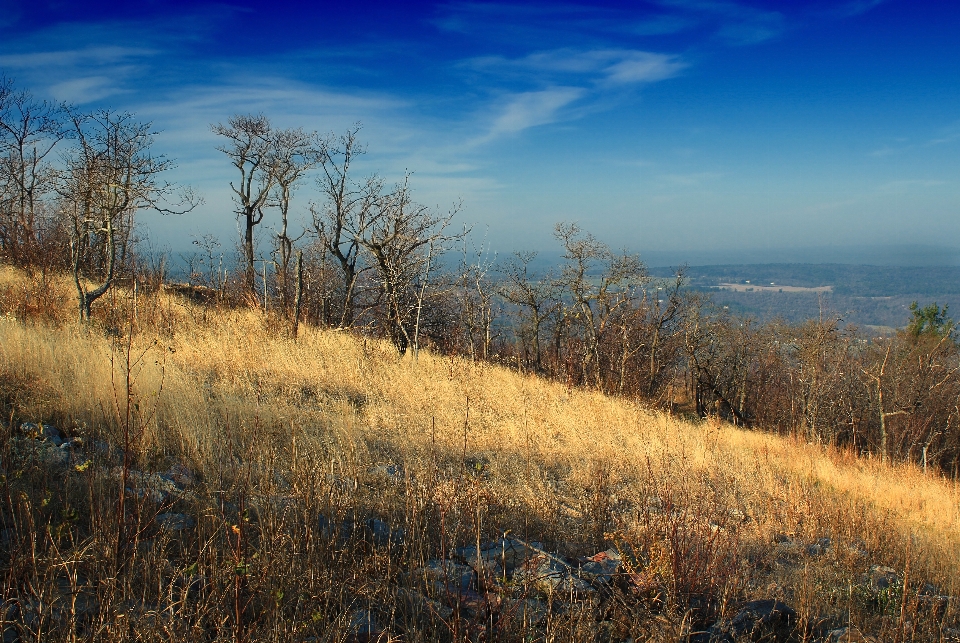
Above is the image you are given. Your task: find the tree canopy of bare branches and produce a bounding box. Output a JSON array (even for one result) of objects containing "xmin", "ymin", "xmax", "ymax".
[{"xmin": 60, "ymin": 109, "xmax": 197, "ymax": 321}]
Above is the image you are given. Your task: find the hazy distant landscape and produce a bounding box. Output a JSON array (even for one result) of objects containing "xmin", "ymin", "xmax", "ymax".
[{"xmin": 650, "ymin": 263, "xmax": 960, "ymax": 329}]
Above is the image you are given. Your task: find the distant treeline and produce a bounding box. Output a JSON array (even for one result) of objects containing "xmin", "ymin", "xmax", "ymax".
[{"xmin": 3, "ymin": 75, "xmax": 960, "ymax": 476}]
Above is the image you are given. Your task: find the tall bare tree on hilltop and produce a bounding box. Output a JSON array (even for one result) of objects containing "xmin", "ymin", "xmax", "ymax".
[
  {"xmin": 0, "ymin": 76, "xmax": 67, "ymax": 265},
  {"xmin": 271, "ymin": 127, "xmax": 321, "ymax": 316},
  {"xmin": 311, "ymin": 125, "xmax": 383, "ymax": 327},
  {"xmin": 212, "ymin": 114, "xmax": 280, "ymax": 294},
  {"xmin": 60, "ymin": 109, "xmax": 198, "ymax": 321}
]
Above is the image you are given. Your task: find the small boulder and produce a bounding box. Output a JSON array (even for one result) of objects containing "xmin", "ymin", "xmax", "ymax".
[
  {"xmin": 156, "ymin": 513, "xmax": 196, "ymax": 531},
  {"xmin": 503, "ymin": 597, "xmax": 549, "ymax": 627},
  {"xmin": 365, "ymin": 518, "xmax": 404, "ymax": 547},
  {"xmin": 398, "ymin": 587, "xmax": 454, "ymax": 620},
  {"xmin": 807, "ymin": 537, "xmax": 832, "ymax": 557},
  {"xmin": 164, "ymin": 463, "xmax": 197, "ymax": 488},
  {"xmin": 113, "ymin": 468, "xmax": 182, "ymax": 503},
  {"xmin": 516, "ymin": 554, "xmax": 594, "ymax": 596},
  {"xmin": 693, "ymin": 599, "xmax": 796, "ymax": 643},
  {"xmin": 579, "ymin": 548, "xmax": 621, "ymax": 584},
  {"xmin": 417, "ymin": 559, "xmax": 476, "ymax": 594},
  {"xmin": 19, "ymin": 422, "xmax": 64, "ymax": 446},
  {"xmin": 455, "ymin": 538, "xmax": 542, "ymax": 575},
  {"xmin": 862, "ymin": 565, "xmax": 900, "ymax": 595},
  {"xmin": 346, "ymin": 609, "xmax": 388, "ymax": 642}
]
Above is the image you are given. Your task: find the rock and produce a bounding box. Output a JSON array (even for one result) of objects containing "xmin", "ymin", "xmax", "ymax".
[
  {"xmin": 774, "ymin": 537, "xmax": 802, "ymax": 566},
  {"xmin": 53, "ymin": 577, "xmax": 100, "ymax": 620},
  {"xmin": 364, "ymin": 518, "xmax": 404, "ymax": 547},
  {"xmin": 19, "ymin": 422, "xmax": 63, "ymax": 446},
  {"xmin": 346, "ymin": 609, "xmax": 388, "ymax": 642},
  {"xmin": 863, "ymin": 565, "xmax": 900, "ymax": 593},
  {"xmin": 327, "ymin": 474, "xmax": 358, "ymax": 494},
  {"xmin": 156, "ymin": 513, "xmax": 195, "ymax": 531},
  {"xmin": 807, "ymin": 537, "xmax": 832, "ymax": 557},
  {"xmin": 579, "ymin": 548, "xmax": 622, "ymax": 584},
  {"xmin": 316, "ymin": 515, "xmax": 403, "ymax": 548},
  {"xmin": 692, "ymin": 599, "xmax": 796, "ymax": 643},
  {"xmin": 503, "ymin": 597, "xmax": 549, "ymax": 627},
  {"xmin": 113, "ymin": 468, "xmax": 183, "ymax": 503},
  {"xmin": 3, "ymin": 600, "xmax": 39, "ymax": 642},
  {"xmin": 916, "ymin": 592, "xmax": 951, "ymax": 619},
  {"xmin": 455, "ymin": 538, "xmax": 542, "ymax": 575},
  {"xmin": 515, "ymin": 553, "xmax": 594, "ymax": 596},
  {"xmin": 398, "ymin": 587, "xmax": 454, "ymax": 620},
  {"xmin": 825, "ymin": 626, "xmax": 876, "ymax": 642},
  {"xmin": 10, "ymin": 437, "xmax": 70, "ymax": 468},
  {"xmin": 417, "ymin": 559, "xmax": 476, "ymax": 594},
  {"xmin": 318, "ymin": 514, "xmax": 357, "ymax": 543},
  {"xmin": 164, "ymin": 463, "xmax": 197, "ymax": 488},
  {"xmin": 368, "ymin": 464, "xmax": 403, "ymax": 484}
]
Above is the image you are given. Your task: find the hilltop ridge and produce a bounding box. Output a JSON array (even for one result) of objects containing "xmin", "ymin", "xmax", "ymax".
[{"xmin": 1, "ymin": 265, "xmax": 959, "ymax": 641}]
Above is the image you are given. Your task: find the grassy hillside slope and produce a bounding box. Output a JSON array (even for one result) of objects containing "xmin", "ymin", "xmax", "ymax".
[{"xmin": 1, "ymin": 265, "xmax": 958, "ymax": 641}]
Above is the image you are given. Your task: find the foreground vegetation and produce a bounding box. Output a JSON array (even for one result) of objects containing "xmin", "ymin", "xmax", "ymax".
[{"xmin": 1, "ymin": 266, "xmax": 959, "ymax": 642}]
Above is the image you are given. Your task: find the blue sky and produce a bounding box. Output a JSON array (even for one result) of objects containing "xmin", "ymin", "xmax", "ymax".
[{"xmin": 1, "ymin": 0, "xmax": 959, "ymax": 263}]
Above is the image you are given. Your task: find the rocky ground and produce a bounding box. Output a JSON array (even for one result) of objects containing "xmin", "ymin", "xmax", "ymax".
[{"xmin": 3, "ymin": 421, "xmax": 958, "ymax": 642}]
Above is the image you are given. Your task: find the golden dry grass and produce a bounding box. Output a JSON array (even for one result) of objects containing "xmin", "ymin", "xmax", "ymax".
[
  {"xmin": 2, "ymin": 268, "xmax": 959, "ymax": 561},
  {"xmin": 2, "ymin": 264, "xmax": 960, "ymax": 640}
]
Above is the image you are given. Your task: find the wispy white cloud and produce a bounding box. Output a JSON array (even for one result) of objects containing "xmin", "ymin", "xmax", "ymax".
[
  {"xmin": 467, "ymin": 48, "xmax": 686, "ymax": 86},
  {"xmin": 0, "ymin": 46, "xmax": 156, "ymax": 69},
  {"xmin": 477, "ymin": 87, "xmax": 585, "ymax": 142},
  {"xmin": 656, "ymin": 0, "xmax": 787, "ymax": 45},
  {"xmin": 48, "ymin": 76, "xmax": 129, "ymax": 103},
  {"xmin": 603, "ymin": 51, "xmax": 687, "ymax": 85},
  {"xmin": 435, "ymin": 1, "xmax": 787, "ymax": 47},
  {"xmin": 461, "ymin": 48, "xmax": 684, "ymax": 143},
  {"xmin": 870, "ymin": 145, "xmax": 898, "ymax": 157},
  {"xmin": 928, "ymin": 121, "xmax": 960, "ymax": 146}
]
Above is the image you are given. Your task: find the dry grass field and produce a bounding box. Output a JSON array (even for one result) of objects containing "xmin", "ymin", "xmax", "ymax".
[{"xmin": 1, "ymin": 264, "xmax": 959, "ymax": 642}]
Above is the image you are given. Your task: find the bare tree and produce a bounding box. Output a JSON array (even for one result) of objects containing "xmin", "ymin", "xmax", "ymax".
[
  {"xmin": 60, "ymin": 110, "xmax": 197, "ymax": 321},
  {"xmin": 359, "ymin": 176, "xmax": 463, "ymax": 354},
  {"xmin": 0, "ymin": 76, "xmax": 67, "ymax": 265},
  {"xmin": 212, "ymin": 114, "xmax": 279, "ymax": 294},
  {"xmin": 499, "ymin": 251, "xmax": 560, "ymax": 373},
  {"xmin": 555, "ymin": 222, "xmax": 646, "ymax": 390},
  {"xmin": 270, "ymin": 127, "xmax": 320, "ymax": 316},
  {"xmin": 453, "ymin": 236, "xmax": 499, "ymax": 362},
  {"xmin": 311, "ymin": 125, "xmax": 382, "ymax": 327}
]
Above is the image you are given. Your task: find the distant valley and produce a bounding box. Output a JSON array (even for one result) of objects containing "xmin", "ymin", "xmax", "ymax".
[{"xmin": 650, "ymin": 263, "xmax": 960, "ymax": 329}]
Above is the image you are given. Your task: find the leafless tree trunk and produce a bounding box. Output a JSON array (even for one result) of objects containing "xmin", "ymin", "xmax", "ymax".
[
  {"xmin": 0, "ymin": 77, "xmax": 66, "ymax": 266},
  {"xmin": 499, "ymin": 251, "xmax": 560, "ymax": 373},
  {"xmin": 62, "ymin": 109, "xmax": 198, "ymax": 321},
  {"xmin": 554, "ymin": 222, "xmax": 645, "ymax": 391},
  {"xmin": 212, "ymin": 114, "xmax": 278, "ymax": 295},
  {"xmin": 358, "ymin": 176, "xmax": 463, "ymax": 354},
  {"xmin": 269, "ymin": 127, "xmax": 320, "ymax": 317},
  {"xmin": 312, "ymin": 125, "xmax": 382, "ymax": 327}
]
